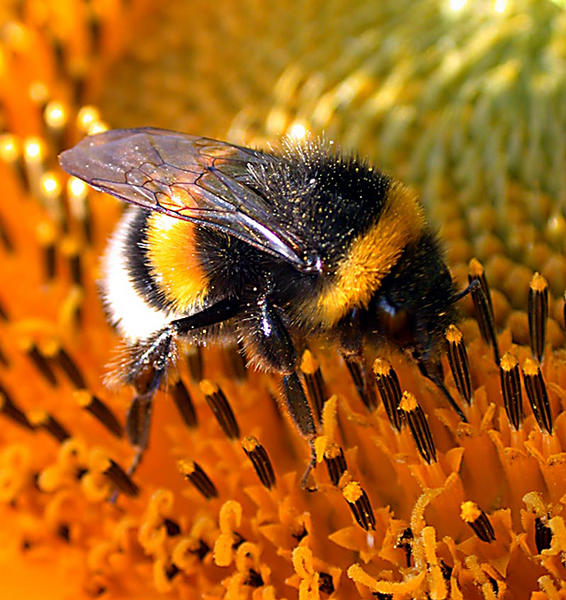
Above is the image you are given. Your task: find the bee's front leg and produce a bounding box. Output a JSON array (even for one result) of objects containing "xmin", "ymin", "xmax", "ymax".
[
  {"xmin": 116, "ymin": 298, "xmax": 242, "ymax": 497},
  {"xmin": 124, "ymin": 327, "xmax": 175, "ymax": 479}
]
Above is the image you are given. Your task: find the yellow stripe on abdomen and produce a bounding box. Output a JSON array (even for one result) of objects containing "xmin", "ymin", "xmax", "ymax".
[{"xmin": 146, "ymin": 213, "xmax": 209, "ymax": 313}]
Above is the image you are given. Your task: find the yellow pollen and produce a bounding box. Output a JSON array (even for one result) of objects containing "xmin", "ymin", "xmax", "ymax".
[
  {"xmin": 177, "ymin": 459, "xmax": 196, "ymax": 476},
  {"xmin": 373, "ymin": 357, "xmax": 392, "ymax": 376},
  {"xmin": 342, "ymin": 480, "xmax": 363, "ymax": 503},
  {"xmin": 73, "ymin": 390, "xmax": 92, "ymax": 408},
  {"xmin": 199, "ymin": 380, "xmax": 218, "ymax": 396},
  {"xmin": 38, "ymin": 339, "xmax": 59, "ymax": 358},
  {"xmin": 500, "ymin": 352, "xmax": 518, "ymax": 371},
  {"xmin": 460, "ymin": 500, "xmax": 482, "ymax": 523},
  {"xmin": 324, "ymin": 443, "xmax": 342, "ymax": 460},
  {"xmin": 522, "ymin": 357, "xmax": 539, "ymax": 377},
  {"xmin": 241, "ymin": 435, "xmax": 260, "ymax": 453},
  {"xmin": 314, "ymin": 435, "xmax": 329, "ymax": 463},
  {"xmin": 522, "ymin": 491, "xmax": 547, "ymax": 518},
  {"xmin": 321, "ymin": 394, "xmax": 338, "ymax": 441},
  {"xmin": 399, "ymin": 391, "xmax": 418, "ymax": 412},
  {"xmin": 300, "ymin": 349, "xmax": 318, "ymax": 374},
  {"xmin": 445, "ymin": 324, "xmax": 463, "ymax": 344},
  {"xmin": 27, "ymin": 410, "xmax": 48, "ymax": 426},
  {"xmin": 530, "ymin": 272, "xmax": 548, "ymax": 292},
  {"xmin": 468, "ymin": 257, "xmax": 485, "ymax": 277}
]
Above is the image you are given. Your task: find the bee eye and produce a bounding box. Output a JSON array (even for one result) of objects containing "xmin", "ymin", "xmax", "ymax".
[{"xmin": 376, "ymin": 297, "xmax": 410, "ymax": 340}]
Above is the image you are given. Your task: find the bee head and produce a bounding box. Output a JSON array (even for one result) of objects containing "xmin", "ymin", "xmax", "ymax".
[{"xmin": 369, "ymin": 231, "xmax": 459, "ymax": 360}]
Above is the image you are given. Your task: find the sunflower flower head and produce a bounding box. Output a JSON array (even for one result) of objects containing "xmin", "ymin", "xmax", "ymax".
[{"xmin": 0, "ymin": 1, "xmax": 566, "ymax": 599}]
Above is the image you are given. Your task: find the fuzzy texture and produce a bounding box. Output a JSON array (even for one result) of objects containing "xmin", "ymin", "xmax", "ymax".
[{"xmin": 71, "ymin": 130, "xmax": 457, "ymax": 379}]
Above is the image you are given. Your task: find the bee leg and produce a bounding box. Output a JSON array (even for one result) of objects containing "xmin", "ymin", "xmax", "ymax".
[
  {"xmin": 338, "ymin": 309, "xmax": 377, "ymax": 411},
  {"xmin": 125, "ymin": 386, "xmax": 158, "ymax": 474},
  {"xmin": 171, "ymin": 297, "xmax": 240, "ymax": 335},
  {"xmin": 282, "ymin": 374, "xmax": 318, "ymax": 491},
  {"xmin": 109, "ymin": 358, "xmax": 166, "ymax": 503},
  {"xmin": 123, "ymin": 327, "xmax": 174, "ymax": 483},
  {"xmin": 118, "ymin": 298, "xmax": 241, "ymax": 495},
  {"xmin": 416, "ymin": 354, "xmax": 468, "ymax": 423},
  {"xmin": 245, "ymin": 297, "xmax": 318, "ymax": 489}
]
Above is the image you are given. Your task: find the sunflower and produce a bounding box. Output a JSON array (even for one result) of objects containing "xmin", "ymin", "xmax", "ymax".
[{"xmin": 0, "ymin": 1, "xmax": 565, "ymax": 599}]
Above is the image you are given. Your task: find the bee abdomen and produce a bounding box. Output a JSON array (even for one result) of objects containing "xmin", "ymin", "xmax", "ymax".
[{"xmin": 101, "ymin": 208, "xmax": 186, "ymax": 343}]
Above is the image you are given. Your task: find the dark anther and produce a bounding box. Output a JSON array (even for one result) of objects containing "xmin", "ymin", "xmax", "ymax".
[
  {"xmin": 373, "ymin": 358, "xmax": 403, "ymax": 430},
  {"xmin": 186, "ymin": 346, "xmax": 203, "ymax": 382},
  {"xmin": 461, "ymin": 501, "xmax": 496, "ymax": 543},
  {"xmin": 76, "ymin": 391, "xmax": 124, "ymax": 438},
  {"xmin": 342, "ymin": 479, "xmax": 376, "ymax": 531},
  {"xmin": 242, "ymin": 435, "xmax": 276, "ymax": 489},
  {"xmin": 178, "ymin": 460, "xmax": 218, "ymax": 499},
  {"xmin": 0, "ymin": 384, "xmax": 34, "ymax": 430},
  {"xmin": 165, "ymin": 563, "xmax": 180, "ymax": 580},
  {"xmin": 468, "ymin": 258, "xmax": 500, "ymax": 365},
  {"xmin": 164, "ymin": 518, "xmax": 182, "ymax": 537},
  {"xmin": 318, "ymin": 572, "xmax": 334, "ymax": 595},
  {"xmin": 499, "ymin": 353, "xmax": 524, "ymax": 430},
  {"xmin": 55, "ymin": 347, "xmax": 86, "ymax": 388},
  {"xmin": 224, "ymin": 343, "xmax": 248, "ymax": 381},
  {"xmin": 200, "ymin": 380, "xmax": 240, "ymax": 439},
  {"xmin": 535, "ymin": 517, "xmax": 552, "ymax": 553},
  {"xmin": 103, "ymin": 459, "xmax": 140, "ymax": 497},
  {"xmin": 244, "ymin": 569, "xmax": 264, "ymax": 587},
  {"xmin": 171, "ymin": 378, "xmax": 198, "ymax": 428},
  {"xmin": 323, "ymin": 443, "xmax": 347, "ymax": 486},
  {"xmin": 396, "ymin": 528, "xmax": 413, "ymax": 567},
  {"xmin": 300, "ymin": 350, "xmax": 328, "ymax": 423},
  {"xmin": 398, "ymin": 392, "xmax": 436, "ymax": 464},
  {"xmin": 528, "ymin": 273, "xmax": 548, "ymax": 363},
  {"xmin": 343, "ymin": 354, "xmax": 377, "ymax": 411},
  {"xmin": 522, "ymin": 358, "xmax": 553, "ymax": 434},
  {"xmin": 445, "ymin": 325, "xmax": 472, "ymax": 404},
  {"xmin": 32, "ymin": 412, "xmax": 70, "ymax": 443},
  {"xmin": 25, "ymin": 343, "xmax": 57, "ymax": 386}
]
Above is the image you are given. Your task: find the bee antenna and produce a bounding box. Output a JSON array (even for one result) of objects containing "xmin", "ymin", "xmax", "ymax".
[{"xmin": 450, "ymin": 279, "xmax": 480, "ymax": 304}]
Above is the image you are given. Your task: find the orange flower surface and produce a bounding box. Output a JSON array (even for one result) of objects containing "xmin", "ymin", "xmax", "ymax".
[{"xmin": 0, "ymin": 1, "xmax": 566, "ymax": 599}]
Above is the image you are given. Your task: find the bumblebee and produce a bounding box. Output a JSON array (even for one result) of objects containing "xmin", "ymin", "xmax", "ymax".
[{"xmin": 59, "ymin": 128, "xmax": 467, "ymax": 478}]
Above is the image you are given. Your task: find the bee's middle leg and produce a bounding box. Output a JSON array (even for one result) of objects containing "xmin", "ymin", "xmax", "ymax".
[{"xmin": 242, "ymin": 297, "xmax": 318, "ymax": 488}]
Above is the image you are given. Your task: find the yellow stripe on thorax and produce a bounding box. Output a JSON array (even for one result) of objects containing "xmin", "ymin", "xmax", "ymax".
[
  {"xmin": 146, "ymin": 213, "xmax": 208, "ymax": 312},
  {"xmin": 315, "ymin": 181, "xmax": 425, "ymax": 325}
]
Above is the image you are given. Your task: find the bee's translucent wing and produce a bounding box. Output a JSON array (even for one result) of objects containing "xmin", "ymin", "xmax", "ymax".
[{"xmin": 59, "ymin": 128, "xmax": 320, "ymax": 272}]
